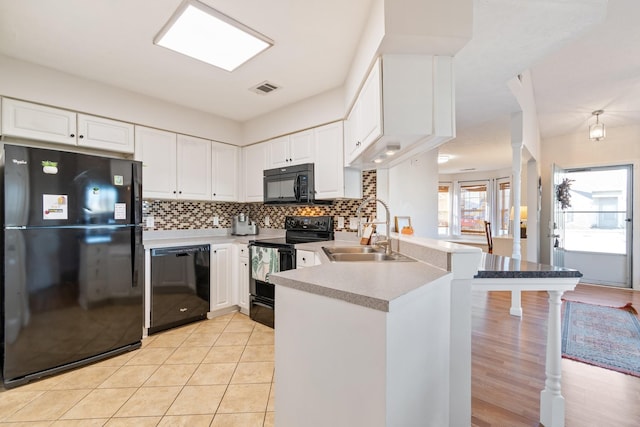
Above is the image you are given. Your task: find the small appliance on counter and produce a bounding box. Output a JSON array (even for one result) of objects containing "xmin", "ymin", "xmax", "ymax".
[{"xmin": 231, "ymin": 213, "xmax": 259, "ymax": 236}]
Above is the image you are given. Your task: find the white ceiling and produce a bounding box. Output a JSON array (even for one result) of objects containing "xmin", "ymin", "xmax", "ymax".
[{"xmin": 1, "ymin": 0, "xmax": 639, "ymax": 174}]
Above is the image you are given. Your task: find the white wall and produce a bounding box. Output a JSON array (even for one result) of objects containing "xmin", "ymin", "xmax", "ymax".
[
  {"xmin": 0, "ymin": 55, "xmax": 241, "ymax": 144},
  {"xmin": 384, "ymin": 149, "xmax": 439, "ymax": 238},
  {"xmin": 540, "ymin": 124, "xmax": 640, "ymax": 290},
  {"xmin": 439, "ymin": 167, "xmax": 512, "ymax": 183},
  {"xmin": 241, "ymin": 87, "xmax": 344, "ymax": 145}
]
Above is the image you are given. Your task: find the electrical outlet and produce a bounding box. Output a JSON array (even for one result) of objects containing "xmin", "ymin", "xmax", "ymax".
[
  {"xmin": 145, "ymin": 216, "xmax": 154, "ymax": 228},
  {"xmin": 349, "ymin": 217, "xmax": 358, "ymax": 230},
  {"xmin": 337, "ymin": 216, "xmax": 345, "ymax": 229},
  {"xmin": 213, "ymin": 216, "xmax": 219, "ymax": 226},
  {"xmin": 265, "ymin": 215, "xmax": 270, "ymax": 226}
]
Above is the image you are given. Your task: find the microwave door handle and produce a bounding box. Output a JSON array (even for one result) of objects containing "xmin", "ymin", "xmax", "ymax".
[{"xmin": 294, "ymin": 174, "xmax": 300, "ymax": 200}]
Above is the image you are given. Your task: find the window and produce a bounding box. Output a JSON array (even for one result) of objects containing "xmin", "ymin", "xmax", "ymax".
[
  {"xmin": 562, "ymin": 166, "xmax": 630, "ymax": 254},
  {"xmin": 438, "ymin": 184, "xmax": 451, "ymax": 235},
  {"xmin": 459, "ymin": 182, "xmax": 488, "ymax": 234},
  {"xmin": 497, "ymin": 180, "xmax": 510, "ymax": 235}
]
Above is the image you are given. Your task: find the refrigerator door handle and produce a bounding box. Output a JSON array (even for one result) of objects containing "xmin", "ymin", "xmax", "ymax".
[
  {"xmin": 131, "ymin": 226, "xmax": 143, "ymax": 289},
  {"xmin": 132, "ymin": 162, "xmax": 142, "ymax": 226}
]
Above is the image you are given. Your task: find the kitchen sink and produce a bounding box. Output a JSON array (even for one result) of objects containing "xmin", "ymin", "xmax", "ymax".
[
  {"xmin": 322, "ymin": 246, "xmax": 415, "ymax": 262},
  {"xmin": 323, "ymin": 245, "xmax": 383, "ymax": 254}
]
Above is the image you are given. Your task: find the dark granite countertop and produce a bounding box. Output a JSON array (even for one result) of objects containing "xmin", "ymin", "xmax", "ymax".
[{"xmin": 474, "ymin": 253, "xmax": 583, "ymax": 279}]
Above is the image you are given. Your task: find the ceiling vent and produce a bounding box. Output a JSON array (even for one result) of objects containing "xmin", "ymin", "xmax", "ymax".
[{"xmin": 250, "ymin": 81, "xmax": 280, "ymax": 95}]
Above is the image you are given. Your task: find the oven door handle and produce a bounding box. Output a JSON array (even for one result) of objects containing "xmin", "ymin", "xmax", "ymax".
[{"xmin": 278, "ymin": 247, "xmax": 294, "ymax": 256}]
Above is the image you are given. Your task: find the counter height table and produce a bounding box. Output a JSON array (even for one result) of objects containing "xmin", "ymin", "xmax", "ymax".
[
  {"xmin": 269, "ymin": 236, "xmax": 582, "ymax": 427},
  {"xmin": 473, "ymin": 253, "xmax": 582, "ymax": 427}
]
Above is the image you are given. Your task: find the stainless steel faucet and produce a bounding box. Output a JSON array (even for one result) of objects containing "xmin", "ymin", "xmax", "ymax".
[{"xmin": 355, "ymin": 197, "xmax": 392, "ymax": 255}]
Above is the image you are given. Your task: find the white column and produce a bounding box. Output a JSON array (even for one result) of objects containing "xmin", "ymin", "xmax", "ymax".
[
  {"xmin": 540, "ymin": 290, "xmax": 566, "ymax": 427},
  {"xmin": 510, "ymin": 112, "xmax": 524, "ymax": 316}
]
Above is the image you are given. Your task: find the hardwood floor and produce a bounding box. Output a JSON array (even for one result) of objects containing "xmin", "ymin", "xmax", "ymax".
[{"xmin": 471, "ymin": 283, "xmax": 640, "ymax": 427}]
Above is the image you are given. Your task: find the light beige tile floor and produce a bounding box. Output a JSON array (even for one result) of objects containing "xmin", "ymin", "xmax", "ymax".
[{"xmin": 0, "ymin": 312, "xmax": 275, "ymax": 426}]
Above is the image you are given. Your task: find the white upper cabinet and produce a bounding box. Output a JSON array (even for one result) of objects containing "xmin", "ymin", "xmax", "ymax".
[
  {"xmin": 135, "ymin": 126, "xmax": 178, "ymax": 199},
  {"xmin": 344, "ymin": 55, "xmax": 455, "ymax": 168},
  {"xmin": 135, "ymin": 127, "xmax": 212, "ymax": 201},
  {"xmin": 176, "ymin": 134, "xmax": 212, "ymax": 201},
  {"xmin": 77, "ymin": 114, "xmax": 134, "ymax": 153},
  {"xmin": 344, "ymin": 60, "xmax": 382, "ymax": 165},
  {"xmin": 267, "ymin": 129, "xmax": 314, "ymax": 168},
  {"xmin": 314, "ymin": 122, "xmax": 361, "ymax": 200},
  {"xmin": 2, "ymin": 98, "xmax": 134, "ymax": 153},
  {"xmin": 2, "ymin": 98, "xmax": 77, "ymax": 146},
  {"xmin": 242, "ymin": 143, "xmax": 268, "ymax": 202},
  {"xmin": 289, "ymin": 129, "xmax": 315, "ymax": 165},
  {"xmin": 211, "ymin": 141, "xmax": 239, "ymax": 201}
]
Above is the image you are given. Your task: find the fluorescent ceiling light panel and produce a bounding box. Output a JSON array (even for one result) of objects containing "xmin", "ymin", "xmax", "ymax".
[{"xmin": 155, "ymin": 0, "xmax": 273, "ymax": 72}]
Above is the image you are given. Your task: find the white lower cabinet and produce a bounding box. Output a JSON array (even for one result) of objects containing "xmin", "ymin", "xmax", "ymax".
[
  {"xmin": 211, "ymin": 244, "xmax": 232, "ymax": 310},
  {"xmin": 236, "ymin": 244, "xmax": 250, "ymax": 315}
]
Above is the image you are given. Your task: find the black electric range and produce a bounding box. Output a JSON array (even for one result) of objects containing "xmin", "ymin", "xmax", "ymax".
[{"xmin": 247, "ymin": 215, "xmax": 334, "ymax": 327}]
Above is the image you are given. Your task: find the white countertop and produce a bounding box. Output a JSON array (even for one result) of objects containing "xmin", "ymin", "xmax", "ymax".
[
  {"xmin": 270, "ymin": 236, "xmax": 470, "ymax": 312},
  {"xmin": 142, "ymin": 228, "xmax": 286, "ymax": 249}
]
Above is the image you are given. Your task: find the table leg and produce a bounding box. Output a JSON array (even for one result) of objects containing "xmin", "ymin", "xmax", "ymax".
[
  {"xmin": 540, "ymin": 290, "xmax": 565, "ymax": 427},
  {"xmin": 510, "ymin": 290, "xmax": 523, "ymax": 317}
]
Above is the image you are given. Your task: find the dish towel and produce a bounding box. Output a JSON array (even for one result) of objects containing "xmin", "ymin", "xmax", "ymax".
[{"xmin": 250, "ymin": 246, "xmax": 280, "ymax": 283}]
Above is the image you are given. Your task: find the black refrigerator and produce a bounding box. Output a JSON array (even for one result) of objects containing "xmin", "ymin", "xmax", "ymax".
[{"xmin": 1, "ymin": 144, "xmax": 144, "ymax": 388}]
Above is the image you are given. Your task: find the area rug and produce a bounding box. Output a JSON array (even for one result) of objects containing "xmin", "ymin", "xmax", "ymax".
[{"xmin": 562, "ymin": 301, "xmax": 640, "ymax": 377}]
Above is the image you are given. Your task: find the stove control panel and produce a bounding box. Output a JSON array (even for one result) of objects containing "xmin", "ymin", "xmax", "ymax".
[{"xmin": 285, "ymin": 215, "xmax": 333, "ymax": 232}]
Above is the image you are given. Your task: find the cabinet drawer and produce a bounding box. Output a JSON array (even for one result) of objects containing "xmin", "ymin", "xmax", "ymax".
[{"xmin": 296, "ymin": 250, "xmax": 316, "ymax": 268}]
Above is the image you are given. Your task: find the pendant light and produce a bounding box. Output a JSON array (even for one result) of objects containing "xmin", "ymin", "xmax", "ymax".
[{"xmin": 589, "ymin": 110, "xmax": 605, "ymax": 141}]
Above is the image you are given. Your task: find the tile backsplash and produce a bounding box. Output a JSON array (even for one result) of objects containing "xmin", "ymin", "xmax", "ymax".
[{"xmin": 143, "ymin": 170, "xmax": 377, "ymax": 232}]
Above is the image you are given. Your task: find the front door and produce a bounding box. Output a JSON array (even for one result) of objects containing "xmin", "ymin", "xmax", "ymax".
[{"xmin": 551, "ymin": 164, "xmax": 632, "ymax": 287}]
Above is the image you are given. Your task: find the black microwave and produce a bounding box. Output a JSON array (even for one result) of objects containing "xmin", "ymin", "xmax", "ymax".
[{"xmin": 263, "ymin": 163, "xmax": 316, "ymax": 204}]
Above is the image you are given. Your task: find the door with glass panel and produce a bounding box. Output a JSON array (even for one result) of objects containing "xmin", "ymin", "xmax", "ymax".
[{"xmin": 552, "ymin": 164, "xmax": 632, "ymax": 287}]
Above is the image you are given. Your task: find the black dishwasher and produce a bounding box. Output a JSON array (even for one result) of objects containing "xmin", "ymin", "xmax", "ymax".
[{"xmin": 150, "ymin": 244, "xmax": 210, "ymax": 334}]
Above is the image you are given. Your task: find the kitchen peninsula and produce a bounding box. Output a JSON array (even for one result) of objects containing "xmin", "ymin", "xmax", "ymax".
[{"xmin": 269, "ymin": 235, "xmax": 582, "ymax": 427}]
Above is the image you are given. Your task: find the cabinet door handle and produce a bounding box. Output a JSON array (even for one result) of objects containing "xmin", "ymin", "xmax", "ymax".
[
  {"xmin": 79, "ymin": 134, "xmax": 84, "ymax": 139},
  {"xmin": 70, "ymin": 133, "xmax": 75, "ymax": 138}
]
